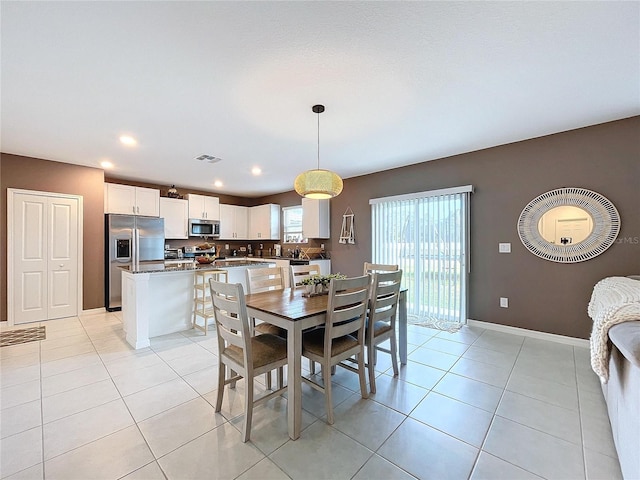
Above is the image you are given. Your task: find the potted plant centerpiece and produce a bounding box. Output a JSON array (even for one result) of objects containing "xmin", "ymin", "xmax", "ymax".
[{"xmin": 300, "ymin": 273, "xmax": 347, "ymax": 296}]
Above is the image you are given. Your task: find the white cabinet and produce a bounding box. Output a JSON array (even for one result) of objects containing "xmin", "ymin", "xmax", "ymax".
[
  {"xmin": 220, "ymin": 204, "xmax": 248, "ymax": 239},
  {"xmin": 302, "ymin": 198, "xmax": 330, "ymax": 239},
  {"xmin": 186, "ymin": 194, "xmax": 220, "ymax": 220},
  {"xmin": 249, "ymin": 204, "xmax": 280, "ymax": 240},
  {"xmin": 104, "ymin": 184, "xmax": 160, "ymax": 216},
  {"xmin": 160, "ymin": 197, "xmax": 189, "ymax": 239},
  {"xmin": 310, "ymin": 259, "xmax": 331, "ymax": 276}
]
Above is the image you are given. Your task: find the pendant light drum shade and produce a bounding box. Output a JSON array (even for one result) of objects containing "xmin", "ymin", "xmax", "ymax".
[
  {"xmin": 294, "ymin": 169, "xmax": 343, "ymax": 199},
  {"xmin": 294, "ymin": 104, "xmax": 343, "ymax": 199}
]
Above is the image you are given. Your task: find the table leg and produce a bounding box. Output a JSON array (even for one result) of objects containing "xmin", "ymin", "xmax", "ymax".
[
  {"xmin": 399, "ymin": 290, "xmax": 407, "ymax": 365},
  {"xmin": 287, "ymin": 323, "xmax": 303, "ymax": 440}
]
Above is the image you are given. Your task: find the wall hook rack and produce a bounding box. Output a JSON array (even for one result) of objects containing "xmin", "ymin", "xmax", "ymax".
[{"xmin": 339, "ymin": 207, "xmax": 355, "ymax": 244}]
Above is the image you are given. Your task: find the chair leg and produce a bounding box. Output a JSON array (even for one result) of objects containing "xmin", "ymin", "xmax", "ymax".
[
  {"xmin": 389, "ymin": 335, "xmax": 399, "ymax": 377},
  {"xmin": 323, "ymin": 360, "xmax": 334, "ymax": 424},
  {"xmin": 367, "ymin": 344, "xmax": 377, "ymax": 394},
  {"xmin": 277, "ymin": 367, "xmax": 284, "ymax": 389},
  {"xmin": 266, "ymin": 372, "xmax": 272, "ymax": 390},
  {"xmin": 215, "ymin": 362, "xmax": 225, "ymax": 412},
  {"xmin": 357, "ymin": 351, "xmax": 369, "ymax": 399},
  {"xmin": 309, "ymin": 359, "xmax": 315, "ymax": 374},
  {"xmin": 243, "ymin": 376, "xmax": 254, "ymax": 443}
]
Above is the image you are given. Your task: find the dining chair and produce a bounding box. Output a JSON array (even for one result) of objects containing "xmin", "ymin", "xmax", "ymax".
[
  {"xmin": 363, "ymin": 262, "xmax": 399, "ymax": 275},
  {"xmin": 290, "ymin": 264, "xmax": 321, "ymax": 289},
  {"xmin": 245, "ymin": 266, "xmax": 287, "ymax": 336},
  {"xmin": 245, "ymin": 266, "xmax": 287, "ymax": 389},
  {"xmin": 301, "ymin": 274, "xmax": 371, "ymax": 424},
  {"xmin": 362, "ymin": 263, "xmax": 399, "ymax": 364},
  {"xmin": 365, "ymin": 270, "xmax": 403, "ymax": 393},
  {"xmin": 289, "ymin": 263, "xmax": 325, "ymax": 374},
  {"xmin": 208, "ymin": 279, "xmax": 288, "ymax": 443}
]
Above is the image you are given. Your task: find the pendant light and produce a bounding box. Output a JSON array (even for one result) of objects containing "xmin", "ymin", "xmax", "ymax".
[{"xmin": 294, "ymin": 105, "xmax": 343, "ymax": 199}]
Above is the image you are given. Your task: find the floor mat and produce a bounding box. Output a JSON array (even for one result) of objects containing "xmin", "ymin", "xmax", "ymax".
[
  {"xmin": 408, "ymin": 317, "xmax": 463, "ymax": 333},
  {"xmin": 0, "ymin": 326, "xmax": 46, "ymax": 347}
]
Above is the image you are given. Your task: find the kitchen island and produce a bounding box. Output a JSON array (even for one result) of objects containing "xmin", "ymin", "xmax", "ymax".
[{"xmin": 121, "ymin": 260, "xmax": 272, "ymax": 349}]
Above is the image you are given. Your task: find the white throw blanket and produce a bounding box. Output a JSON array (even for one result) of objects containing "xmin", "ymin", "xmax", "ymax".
[{"xmin": 588, "ymin": 276, "xmax": 640, "ymax": 383}]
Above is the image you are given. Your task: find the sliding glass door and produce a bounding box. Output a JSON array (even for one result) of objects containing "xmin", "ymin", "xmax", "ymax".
[{"xmin": 370, "ymin": 186, "xmax": 471, "ymax": 326}]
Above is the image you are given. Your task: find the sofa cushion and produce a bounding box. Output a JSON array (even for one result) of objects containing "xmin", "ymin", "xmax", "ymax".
[{"xmin": 608, "ymin": 321, "xmax": 640, "ymax": 369}]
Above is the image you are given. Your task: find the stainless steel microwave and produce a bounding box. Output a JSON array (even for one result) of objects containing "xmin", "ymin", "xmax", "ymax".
[{"xmin": 188, "ymin": 218, "xmax": 220, "ymax": 237}]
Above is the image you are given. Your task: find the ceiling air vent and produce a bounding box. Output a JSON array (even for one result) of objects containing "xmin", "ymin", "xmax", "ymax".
[{"xmin": 195, "ymin": 154, "xmax": 222, "ymax": 164}]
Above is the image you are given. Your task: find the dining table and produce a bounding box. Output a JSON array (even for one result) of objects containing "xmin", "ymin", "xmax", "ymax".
[{"xmin": 244, "ymin": 287, "xmax": 407, "ymax": 440}]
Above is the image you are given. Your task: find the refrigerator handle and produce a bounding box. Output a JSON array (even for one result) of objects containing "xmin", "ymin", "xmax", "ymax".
[{"xmin": 133, "ymin": 228, "xmax": 139, "ymax": 268}]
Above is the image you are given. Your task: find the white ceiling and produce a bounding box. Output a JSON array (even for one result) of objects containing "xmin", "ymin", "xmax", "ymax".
[{"xmin": 2, "ymin": 1, "xmax": 638, "ymax": 197}]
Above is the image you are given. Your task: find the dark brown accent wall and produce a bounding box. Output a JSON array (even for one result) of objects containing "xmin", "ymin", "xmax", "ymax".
[
  {"xmin": 103, "ymin": 177, "xmax": 253, "ymax": 207},
  {"xmin": 2, "ymin": 117, "xmax": 638, "ymax": 337},
  {"xmin": 1, "ymin": 154, "xmax": 105, "ymax": 321},
  {"xmin": 260, "ymin": 117, "xmax": 640, "ymax": 339}
]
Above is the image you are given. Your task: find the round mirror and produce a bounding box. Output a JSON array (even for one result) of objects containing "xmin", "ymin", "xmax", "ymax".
[{"xmin": 518, "ymin": 187, "xmax": 620, "ymax": 263}]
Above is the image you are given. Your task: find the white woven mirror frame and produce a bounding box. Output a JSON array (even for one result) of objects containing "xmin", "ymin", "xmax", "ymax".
[{"xmin": 517, "ymin": 187, "xmax": 620, "ymax": 263}]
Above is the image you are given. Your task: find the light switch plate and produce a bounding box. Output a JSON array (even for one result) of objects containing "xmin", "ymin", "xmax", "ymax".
[
  {"xmin": 499, "ymin": 243, "xmax": 511, "ymax": 253},
  {"xmin": 500, "ymin": 297, "xmax": 509, "ymax": 308}
]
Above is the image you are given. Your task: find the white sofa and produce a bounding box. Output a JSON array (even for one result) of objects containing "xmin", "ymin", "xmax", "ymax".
[{"xmin": 600, "ymin": 276, "xmax": 640, "ymax": 479}]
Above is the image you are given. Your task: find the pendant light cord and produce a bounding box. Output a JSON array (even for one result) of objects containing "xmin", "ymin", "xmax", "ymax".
[{"xmin": 317, "ymin": 110, "xmax": 320, "ymax": 170}]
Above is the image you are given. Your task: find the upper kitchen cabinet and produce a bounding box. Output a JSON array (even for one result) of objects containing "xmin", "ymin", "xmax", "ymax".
[
  {"xmin": 186, "ymin": 193, "xmax": 220, "ymax": 220},
  {"xmin": 104, "ymin": 183, "xmax": 160, "ymax": 217},
  {"xmin": 302, "ymin": 198, "xmax": 330, "ymax": 239},
  {"xmin": 249, "ymin": 204, "xmax": 280, "ymax": 240},
  {"xmin": 220, "ymin": 204, "xmax": 248, "ymax": 239},
  {"xmin": 160, "ymin": 197, "xmax": 188, "ymax": 239}
]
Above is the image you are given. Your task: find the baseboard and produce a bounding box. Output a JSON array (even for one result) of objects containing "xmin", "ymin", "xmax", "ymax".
[
  {"xmin": 467, "ymin": 319, "xmax": 589, "ymax": 348},
  {"xmin": 81, "ymin": 307, "xmax": 107, "ymax": 316}
]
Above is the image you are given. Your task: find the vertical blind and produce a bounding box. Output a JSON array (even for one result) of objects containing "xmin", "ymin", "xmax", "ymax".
[{"xmin": 370, "ymin": 186, "xmax": 472, "ymax": 325}]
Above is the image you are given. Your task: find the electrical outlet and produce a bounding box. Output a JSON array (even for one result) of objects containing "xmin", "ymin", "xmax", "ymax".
[
  {"xmin": 500, "ymin": 297, "xmax": 509, "ymax": 308},
  {"xmin": 225, "ymin": 244, "xmax": 229, "ymax": 250},
  {"xmin": 499, "ymin": 243, "xmax": 511, "ymax": 253},
  {"xmin": 321, "ymin": 244, "xmax": 325, "ymax": 249}
]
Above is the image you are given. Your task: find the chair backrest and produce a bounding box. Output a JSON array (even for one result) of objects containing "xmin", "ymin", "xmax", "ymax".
[
  {"xmin": 368, "ymin": 270, "xmax": 403, "ymax": 334},
  {"xmin": 209, "ymin": 280, "xmax": 252, "ymax": 370},
  {"xmin": 245, "ymin": 266, "xmax": 285, "ymax": 294},
  {"xmin": 324, "ymin": 275, "xmax": 371, "ymax": 347},
  {"xmin": 363, "ymin": 262, "xmax": 399, "ymax": 275},
  {"xmin": 290, "ymin": 264, "xmax": 321, "ymax": 289}
]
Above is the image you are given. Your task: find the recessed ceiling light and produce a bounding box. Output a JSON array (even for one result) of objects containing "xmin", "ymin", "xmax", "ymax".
[
  {"xmin": 214, "ymin": 180, "xmax": 223, "ymax": 188},
  {"xmin": 251, "ymin": 167, "xmax": 262, "ymax": 175},
  {"xmin": 119, "ymin": 135, "xmax": 137, "ymax": 146},
  {"xmin": 100, "ymin": 160, "xmax": 113, "ymax": 169}
]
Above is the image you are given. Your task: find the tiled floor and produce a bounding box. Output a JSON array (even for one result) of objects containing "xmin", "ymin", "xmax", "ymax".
[{"xmin": 0, "ymin": 312, "xmax": 623, "ymax": 480}]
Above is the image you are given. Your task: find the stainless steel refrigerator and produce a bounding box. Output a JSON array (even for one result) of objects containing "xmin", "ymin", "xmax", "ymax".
[{"xmin": 105, "ymin": 214, "xmax": 165, "ymax": 311}]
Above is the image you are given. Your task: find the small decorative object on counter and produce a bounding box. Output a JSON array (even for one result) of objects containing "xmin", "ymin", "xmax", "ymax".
[
  {"xmin": 301, "ymin": 273, "xmax": 347, "ymax": 297},
  {"xmin": 196, "ymin": 254, "xmax": 214, "ymax": 264},
  {"xmin": 167, "ymin": 185, "xmax": 180, "ymax": 198}
]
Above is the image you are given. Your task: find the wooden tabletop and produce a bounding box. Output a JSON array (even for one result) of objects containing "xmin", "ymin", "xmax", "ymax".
[{"xmin": 245, "ymin": 288, "xmax": 329, "ymax": 321}]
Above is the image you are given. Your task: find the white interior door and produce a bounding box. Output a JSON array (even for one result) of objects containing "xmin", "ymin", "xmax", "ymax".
[
  {"xmin": 10, "ymin": 190, "xmax": 81, "ymax": 324},
  {"xmin": 48, "ymin": 197, "xmax": 79, "ymax": 319}
]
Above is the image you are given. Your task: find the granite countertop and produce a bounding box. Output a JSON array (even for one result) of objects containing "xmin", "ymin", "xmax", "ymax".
[
  {"xmin": 124, "ymin": 260, "xmax": 271, "ymax": 274},
  {"xmin": 211, "ymin": 260, "xmax": 270, "ymax": 268}
]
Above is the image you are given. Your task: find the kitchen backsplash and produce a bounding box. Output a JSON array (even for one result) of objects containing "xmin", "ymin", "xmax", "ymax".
[{"xmin": 165, "ymin": 239, "xmax": 328, "ymax": 259}]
